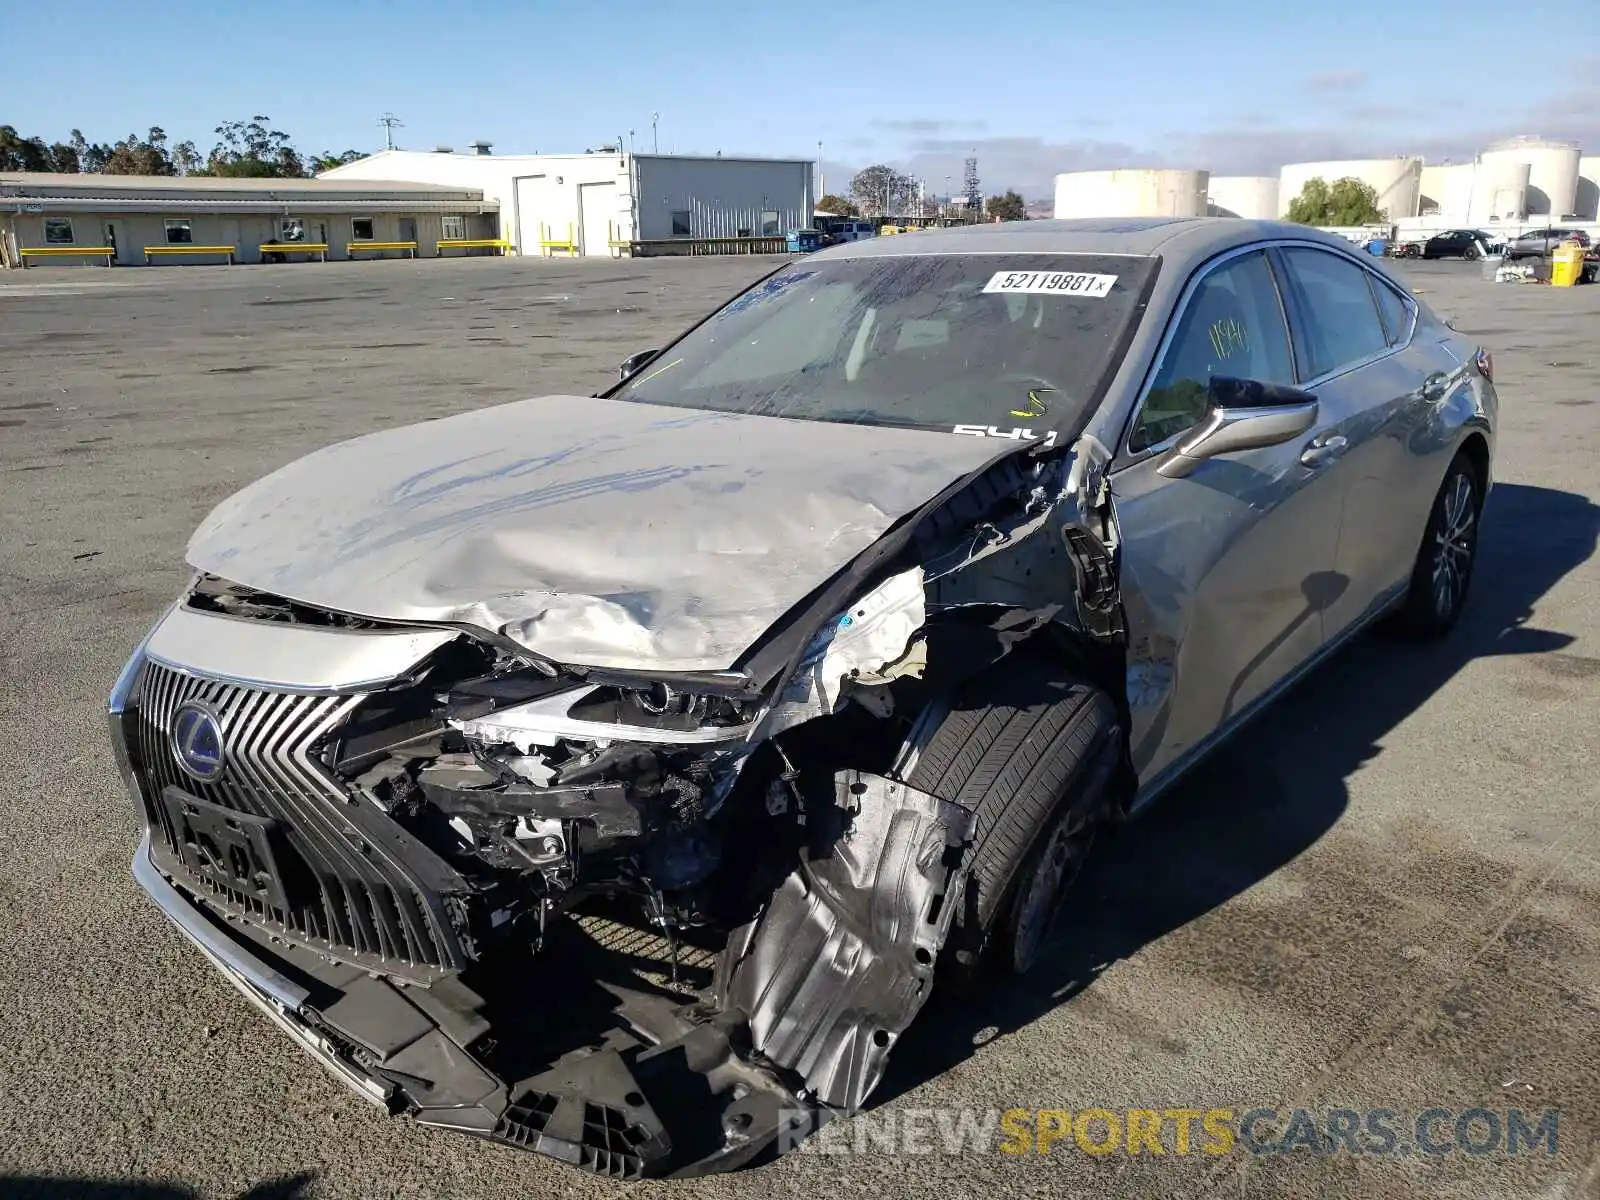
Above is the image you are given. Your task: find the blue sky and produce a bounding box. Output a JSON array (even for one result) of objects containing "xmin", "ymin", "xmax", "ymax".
[{"xmin": 6, "ymin": 0, "xmax": 1597, "ymax": 198}]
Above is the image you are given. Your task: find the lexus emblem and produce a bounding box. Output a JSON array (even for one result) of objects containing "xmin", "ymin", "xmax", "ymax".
[{"xmin": 171, "ymin": 701, "xmax": 226, "ymax": 783}]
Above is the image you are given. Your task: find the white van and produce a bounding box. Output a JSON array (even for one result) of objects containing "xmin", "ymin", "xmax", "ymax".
[{"xmin": 818, "ymin": 217, "xmax": 876, "ymax": 244}]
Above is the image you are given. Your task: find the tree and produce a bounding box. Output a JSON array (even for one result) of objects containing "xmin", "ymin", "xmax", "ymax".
[
  {"xmin": 200, "ymin": 116, "xmax": 309, "ymax": 178},
  {"xmin": 1286, "ymin": 176, "xmax": 1385, "ymax": 226},
  {"xmin": 815, "ymin": 193, "xmax": 859, "ymax": 217},
  {"xmin": 102, "ymin": 127, "xmax": 178, "ymax": 175},
  {"xmin": 173, "ymin": 140, "xmax": 204, "ymax": 175},
  {"xmin": 310, "ymin": 149, "xmax": 368, "ymax": 173},
  {"xmin": 0, "ymin": 126, "xmax": 54, "ymax": 171},
  {"xmin": 985, "ymin": 190, "xmax": 1027, "ymax": 222},
  {"xmin": 849, "ymin": 164, "xmax": 917, "ymax": 216}
]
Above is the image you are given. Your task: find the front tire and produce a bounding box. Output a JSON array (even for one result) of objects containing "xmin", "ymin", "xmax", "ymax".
[
  {"xmin": 1463, "ymin": 244, "xmax": 1481, "ymax": 261},
  {"xmin": 1392, "ymin": 453, "xmax": 1483, "ymax": 638},
  {"xmin": 901, "ymin": 657, "xmax": 1120, "ymax": 979}
]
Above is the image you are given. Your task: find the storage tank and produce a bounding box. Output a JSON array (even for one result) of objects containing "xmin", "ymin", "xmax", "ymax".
[
  {"xmin": 1277, "ymin": 158, "xmax": 1422, "ymax": 220},
  {"xmin": 1479, "ymin": 137, "xmax": 1580, "ymax": 217},
  {"xmin": 1571, "ymin": 155, "xmax": 1598, "ymax": 221},
  {"xmin": 1206, "ymin": 176, "xmax": 1279, "ymax": 219},
  {"xmin": 1418, "ymin": 163, "xmax": 1471, "ymax": 220},
  {"xmin": 1053, "ymin": 168, "xmax": 1210, "ymax": 219},
  {"xmin": 1467, "ymin": 158, "xmax": 1529, "ymax": 224}
]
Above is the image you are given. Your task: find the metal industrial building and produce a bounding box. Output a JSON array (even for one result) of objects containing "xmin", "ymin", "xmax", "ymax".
[
  {"xmin": 319, "ymin": 147, "xmax": 816, "ymax": 256},
  {"xmin": 0, "ymin": 173, "xmax": 498, "ymax": 267}
]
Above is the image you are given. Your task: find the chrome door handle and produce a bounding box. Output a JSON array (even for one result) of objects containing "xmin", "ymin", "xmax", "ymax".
[{"xmin": 1300, "ymin": 434, "xmax": 1348, "ymax": 468}]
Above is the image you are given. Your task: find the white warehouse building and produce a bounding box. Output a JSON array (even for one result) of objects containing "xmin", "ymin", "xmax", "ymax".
[
  {"xmin": 321, "ymin": 147, "xmax": 815, "ymax": 256},
  {"xmin": 1053, "ymin": 169, "xmax": 1210, "ymax": 219}
]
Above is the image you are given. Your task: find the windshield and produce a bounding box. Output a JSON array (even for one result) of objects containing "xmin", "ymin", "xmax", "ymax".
[{"xmin": 612, "ymin": 253, "xmax": 1157, "ymax": 436}]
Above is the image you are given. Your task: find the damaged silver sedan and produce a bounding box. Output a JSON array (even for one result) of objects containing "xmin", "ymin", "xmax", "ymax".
[{"xmin": 109, "ymin": 218, "xmax": 1497, "ymax": 1177}]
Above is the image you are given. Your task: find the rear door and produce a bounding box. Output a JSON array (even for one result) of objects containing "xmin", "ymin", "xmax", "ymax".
[
  {"xmin": 1272, "ymin": 245, "xmax": 1455, "ymax": 642},
  {"xmin": 1111, "ymin": 247, "xmax": 1347, "ymax": 790}
]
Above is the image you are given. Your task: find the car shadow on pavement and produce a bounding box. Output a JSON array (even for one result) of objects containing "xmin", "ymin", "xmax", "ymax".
[
  {"xmin": 875, "ymin": 481, "xmax": 1599, "ymax": 1108},
  {"xmin": 0, "ymin": 1173, "xmax": 316, "ymax": 1200}
]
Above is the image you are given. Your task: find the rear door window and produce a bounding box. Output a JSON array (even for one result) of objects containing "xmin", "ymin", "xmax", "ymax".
[
  {"xmin": 1370, "ymin": 277, "xmax": 1415, "ymax": 347},
  {"xmin": 1278, "ymin": 247, "xmax": 1391, "ymax": 379},
  {"xmin": 1129, "ymin": 250, "xmax": 1294, "ymax": 453}
]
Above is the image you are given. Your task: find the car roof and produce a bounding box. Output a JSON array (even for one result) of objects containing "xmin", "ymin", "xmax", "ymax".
[{"xmin": 817, "ymin": 216, "xmax": 1367, "ymax": 271}]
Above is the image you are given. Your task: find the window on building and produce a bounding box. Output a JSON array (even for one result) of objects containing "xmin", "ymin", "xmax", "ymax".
[
  {"xmin": 761, "ymin": 210, "xmax": 780, "ymax": 236},
  {"xmin": 278, "ymin": 218, "xmax": 305, "ymax": 243},
  {"xmin": 164, "ymin": 219, "xmax": 193, "ymax": 245},
  {"xmin": 44, "ymin": 219, "xmax": 74, "ymax": 245},
  {"xmin": 441, "ymin": 215, "xmax": 467, "ymax": 240},
  {"xmin": 351, "ymin": 218, "xmax": 375, "ymax": 241},
  {"xmin": 670, "ymin": 210, "xmax": 692, "ymax": 237}
]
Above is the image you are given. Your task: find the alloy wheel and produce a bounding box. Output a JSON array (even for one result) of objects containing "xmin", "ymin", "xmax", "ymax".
[
  {"xmin": 1431, "ymin": 471, "xmax": 1477, "ymax": 620},
  {"xmin": 1009, "ymin": 810, "xmax": 1095, "ymax": 975}
]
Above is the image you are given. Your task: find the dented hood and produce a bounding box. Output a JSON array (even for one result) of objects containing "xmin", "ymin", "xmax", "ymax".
[{"xmin": 187, "ymin": 395, "xmax": 1002, "ymax": 672}]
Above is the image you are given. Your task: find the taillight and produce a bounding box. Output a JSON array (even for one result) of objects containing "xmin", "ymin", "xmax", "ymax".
[{"xmin": 1475, "ymin": 348, "xmax": 1493, "ymax": 383}]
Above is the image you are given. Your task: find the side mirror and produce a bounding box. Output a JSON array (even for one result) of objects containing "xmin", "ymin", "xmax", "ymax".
[
  {"xmin": 619, "ymin": 348, "xmax": 661, "ymax": 382},
  {"xmin": 1157, "ymin": 377, "xmax": 1319, "ymax": 479}
]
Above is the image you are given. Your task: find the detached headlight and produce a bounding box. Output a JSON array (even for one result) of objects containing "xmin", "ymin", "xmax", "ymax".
[{"xmin": 447, "ymin": 673, "xmax": 764, "ymax": 751}]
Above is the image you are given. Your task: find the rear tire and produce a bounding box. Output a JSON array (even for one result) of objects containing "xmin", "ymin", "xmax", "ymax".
[
  {"xmin": 901, "ymin": 656, "xmax": 1120, "ymax": 980},
  {"xmin": 1392, "ymin": 453, "xmax": 1482, "ymax": 639}
]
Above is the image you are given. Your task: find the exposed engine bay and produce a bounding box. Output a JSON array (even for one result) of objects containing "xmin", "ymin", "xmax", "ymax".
[{"xmin": 119, "ymin": 435, "xmax": 1131, "ymax": 1177}]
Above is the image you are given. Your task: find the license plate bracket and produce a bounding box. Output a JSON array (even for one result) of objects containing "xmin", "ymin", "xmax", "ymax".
[{"xmin": 161, "ymin": 786, "xmax": 292, "ymax": 912}]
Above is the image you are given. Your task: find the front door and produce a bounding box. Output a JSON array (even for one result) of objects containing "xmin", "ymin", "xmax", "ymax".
[
  {"xmin": 103, "ymin": 220, "xmax": 127, "ymax": 265},
  {"xmin": 1110, "ymin": 248, "xmax": 1348, "ymax": 794},
  {"xmin": 399, "ymin": 217, "xmax": 417, "ymax": 248},
  {"xmin": 1270, "ymin": 245, "xmax": 1473, "ymax": 642},
  {"xmin": 578, "ymin": 182, "xmax": 616, "ymax": 256}
]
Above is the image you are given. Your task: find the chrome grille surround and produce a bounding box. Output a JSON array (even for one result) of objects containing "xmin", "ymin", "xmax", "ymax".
[{"xmin": 127, "ymin": 659, "xmax": 464, "ymax": 976}]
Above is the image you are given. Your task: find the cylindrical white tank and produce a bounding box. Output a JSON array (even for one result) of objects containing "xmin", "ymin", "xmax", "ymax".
[
  {"xmin": 1053, "ymin": 168, "xmax": 1210, "ymax": 219},
  {"xmin": 1577, "ymin": 156, "xmax": 1600, "ymax": 221},
  {"xmin": 1467, "ymin": 159, "xmax": 1529, "ymax": 224},
  {"xmin": 1480, "ymin": 137, "xmax": 1581, "ymax": 217},
  {"xmin": 1206, "ymin": 176, "xmax": 1279, "ymax": 219},
  {"xmin": 1277, "ymin": 158, "xmax": 1422, "ymax": 220}
]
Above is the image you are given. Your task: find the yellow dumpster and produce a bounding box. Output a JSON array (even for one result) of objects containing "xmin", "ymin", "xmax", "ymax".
[{"xmin": 1551, "ymin": 242, "xmax": 1584, "ymax": 287}]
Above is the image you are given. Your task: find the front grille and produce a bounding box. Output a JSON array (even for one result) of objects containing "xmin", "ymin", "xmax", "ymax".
[{"xmin": 129, "ymin": 660, "xmax": 462, "ymax": 974}]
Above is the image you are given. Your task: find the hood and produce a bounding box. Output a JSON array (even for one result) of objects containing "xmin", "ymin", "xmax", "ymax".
[{"xmin": 187, "ymin": 395, "xmax": 1004, "ymax": 672}]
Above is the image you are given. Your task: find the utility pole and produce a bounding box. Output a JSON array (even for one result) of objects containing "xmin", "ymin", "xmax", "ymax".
[
  {"xmin": 817, "ymin": 140, "xmax": 824, "ymax": 199},
  {"xmin": 651, "ymin": 112, "xmax": 659, "ymax": 154},
  {"xmin": 378, "ymin": 113, "xmax": 404, "ymax": 151}
]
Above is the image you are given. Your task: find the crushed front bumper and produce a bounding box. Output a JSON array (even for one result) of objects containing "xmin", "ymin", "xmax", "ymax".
[
  {"xmin": 130, "ymin": 768, "xmax": 974, "ymax": 1178},
  {"xmin": 131, "ymin": 831, "xmax": 808, "ymax": 1177}
]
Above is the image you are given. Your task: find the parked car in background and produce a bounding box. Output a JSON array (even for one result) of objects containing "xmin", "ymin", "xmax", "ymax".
[
  {"xmin": 1504, "ymin": 227, "xmax": 1591, "ymax": 260},
  {"xmin": 815, "ymin": 215, "xmax": 876, "ymax": 245},
  {"xmin": 112, "ymin": 217, "xmax": 1497, "ymax": 1179},
  {"xmin": 1422, "ymin": 229, "xmax": 1493, "ymax": 259}
]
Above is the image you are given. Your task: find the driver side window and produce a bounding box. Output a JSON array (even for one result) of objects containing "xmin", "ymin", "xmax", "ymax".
[{"xmin": 1129, "ymin": 251, "xmax": 1295, "ymax": 453}]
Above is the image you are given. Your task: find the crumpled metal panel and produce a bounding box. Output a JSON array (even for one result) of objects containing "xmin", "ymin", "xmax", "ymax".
[
  {"xmin": 185, "ymin": 396, "xmax": 1002, "ymax": 673},
  {"xmin": 727, "ymin": 771, "xmax": 975, "ymax": 1111}
]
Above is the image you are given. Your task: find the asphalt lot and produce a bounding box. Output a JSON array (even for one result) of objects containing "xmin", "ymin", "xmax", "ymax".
[{"xmin": 1, "ymin": 254, "xmax": 1597, "ymax": 1200}]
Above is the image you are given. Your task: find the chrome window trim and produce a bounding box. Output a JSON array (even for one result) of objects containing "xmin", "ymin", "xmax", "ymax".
[{"xmin": 1110, "ymin": 238, "xmax": 1416, "ymax": 470}]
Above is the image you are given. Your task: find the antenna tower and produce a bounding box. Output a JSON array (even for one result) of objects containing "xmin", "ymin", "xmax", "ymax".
[{"xmin": 378, "ymin": 113, "xmax": 404, "ymax": 151}]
